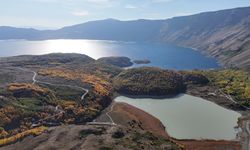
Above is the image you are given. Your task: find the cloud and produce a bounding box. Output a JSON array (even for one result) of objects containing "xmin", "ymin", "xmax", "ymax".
[
  {"xmin": 85, "ymin": 0, "xmax": 115, "ymax": 7},
  {"xmin": 30, "ymin": 0, "xmax": 114, "ymax": 7},
  {"xmin": 125, "ymin": 5, "xmax": 137, "ymax": 9},
  {"xmin": 151, "ymin": 0, "xmax": 174, "ymax": 3},
  {"xmin": 86, "ymin": 0, "xmax": 112, "ymax": 3},
  {"xmin": 71, "ymin": 10, "xmax": 89, "ymax": 16},
  {"xmin": 30, "ymin": 0, "xmax": 66, "ymax": 3},
  {"xmin": 173, "ymin": 12, "xmax": 193, "ymax": 17}
]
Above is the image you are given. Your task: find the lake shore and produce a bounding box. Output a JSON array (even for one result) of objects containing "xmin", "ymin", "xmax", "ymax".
[
  {"xmin": 106, "ymin": 101, "xmax": 241, "ymax": 150},
  {"xmin": 186, "ymin": 84, "xmax": 247, "ymax": 113},
  {"xmin": 0, "ymin": 39, "xmax": 220, "ymax": 70},
  {"xmin": 113, "ymin": 92, "xmax": 181, "ymax": 99}
]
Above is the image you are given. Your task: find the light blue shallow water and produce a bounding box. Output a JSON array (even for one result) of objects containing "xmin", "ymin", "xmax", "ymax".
[
  {"xmin": 0, "ymin": 39, "xmax": 219, "ymax": 70},
  {"xmin": 115, "ymin": 94, "xmax": 241, "ymax": 140}
]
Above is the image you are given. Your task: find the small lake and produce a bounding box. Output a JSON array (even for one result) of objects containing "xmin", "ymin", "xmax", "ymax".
[
  {"xmin": 115, "ymin": 94, "xmax": 241, "ymax": 140},
  {"xmin": 0, "ymin": 39, "xmax": 219, "ymax": 70}
]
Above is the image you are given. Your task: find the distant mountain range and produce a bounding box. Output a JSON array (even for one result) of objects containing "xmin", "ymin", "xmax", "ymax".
[{"xmin": 0, "ymin": 7, "xmax": 250, "ymax": 70}]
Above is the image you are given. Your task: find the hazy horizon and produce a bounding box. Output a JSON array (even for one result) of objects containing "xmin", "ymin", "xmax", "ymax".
[{"xmin": 1, "ymin": 0, "xmax": 250, "ymax": 29}]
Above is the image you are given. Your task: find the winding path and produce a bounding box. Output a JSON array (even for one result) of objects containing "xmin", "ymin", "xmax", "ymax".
[
  {"xmin": 106, "ymin": 102, "xmax": 116, "ymax": 125},
  {"xmin": 218, "ymin": 89, "xmax": 250, "ymax": 110},
  {"xmin": 17, "ymin": 67, "xmax": 89, "ymax": 101},
  {"xmin": 16, "ymin": 67, "xmax": 116, "ymax": 126},
  {"xmin": 246, "ymin": 121, "xmax": 250, "ymax": 150}
]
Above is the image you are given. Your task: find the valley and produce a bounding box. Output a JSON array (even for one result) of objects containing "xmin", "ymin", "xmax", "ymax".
[
  {"xmin": 0, "ymin": 53, "xmax": 249, "ymax": 150},
  {"xmin": 1, "ymin": 1, "xmax": 250, "ymax": 150}
]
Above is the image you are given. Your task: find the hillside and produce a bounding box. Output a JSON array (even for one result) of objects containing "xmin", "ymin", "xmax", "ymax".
[
  {"xmin": 0, "ymin": 26, "xmax": 43, "ymax": 40},
  {"xmin": 113, "ymin": 67, "xmax": 216, "ymax": 97},
  {"xmin": 0, "ymin": 53, "xmax": 247, "ymax": 149},
  {"xmin": 200, "ymin": 69, "xmax": 250, "ymax": 106},
  {"xmin": 0, "ymin": 53, "xmax": 122, "ymax": 140},
  {"xmin": 0, "ymin": 125, "xmax": 181, "ymax": 150},
  {"xmin": 113, "ymin": 67, "xmax": 185, "ymax": 96},
  {"xmin": 0, "ymin": 54, "xmax": 185, "ymax": 150},
  {"xmin": 159, "ymin": 7, "xmax": 250, "ymax": 70},
  {"xmin": 52, "ymin": 19, "xmax": 164, "ymax": 41}
]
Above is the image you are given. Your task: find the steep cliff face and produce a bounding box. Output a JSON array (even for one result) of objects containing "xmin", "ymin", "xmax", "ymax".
[{"xmin": 159, "ymin": 7, "xmax": 250, "ymax": 69}]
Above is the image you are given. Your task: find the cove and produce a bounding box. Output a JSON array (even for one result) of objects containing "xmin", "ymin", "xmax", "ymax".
[{"xmin": 114, "ymin": 94, "xmax": 241, "ymax": 140}]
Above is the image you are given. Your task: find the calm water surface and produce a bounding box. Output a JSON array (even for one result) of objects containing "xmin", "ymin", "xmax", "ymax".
[
  {"xmin": 0, "ymin": 39, "xmax": 219, "ymax": 70},
  {"xmin": 115, "ymin": 94, "xmax": 241, "ymax": 140}
]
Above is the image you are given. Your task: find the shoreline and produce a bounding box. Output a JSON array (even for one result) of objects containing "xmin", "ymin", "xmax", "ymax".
[
  {"xmin": 112, "ymin": 92, "xmax": 182, "ymax": 100},
  {"xmin": 96, "ymin": 101, "xmax": 170, "ymax": 138},
  {"xmin": 185, "ymin": 85, "xmax": 247, "ymax": 114},
  {"xmin": 113, "ymin": 96, "xmax": 241, "ymax": 140},
  {"xmin": 109, "ymin": 101, "xmax": 241, "ymax": 150},
  {"xmin": 113, "ymin": 88, "xmax": 247, "ymax": 114},
  {"xmin": 111, "ymin": 87, "xmax": 248, "ymax": 149}
]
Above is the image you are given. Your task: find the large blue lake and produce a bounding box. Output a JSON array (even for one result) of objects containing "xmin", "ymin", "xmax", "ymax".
[{"xmin": 0, "ymin": 39, "xmax": 219, "ymax": 70}]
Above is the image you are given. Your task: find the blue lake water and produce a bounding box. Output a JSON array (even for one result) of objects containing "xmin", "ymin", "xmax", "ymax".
[{"xmin": 0, "ymin": 39, "xmax": 219, "ymax": 70}]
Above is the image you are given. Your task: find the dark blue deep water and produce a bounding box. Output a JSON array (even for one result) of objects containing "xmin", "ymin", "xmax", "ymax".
[{"xmin": 0, "ymin": 39, "xmax": 219, "ymax": 70}]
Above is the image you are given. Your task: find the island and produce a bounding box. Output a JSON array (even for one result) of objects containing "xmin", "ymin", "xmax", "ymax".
[
  {"xmin": 133, "ymin": 59, "xmax": 151, "ymax": 64},
  {"xmin": 97, "ymin": 56, "xmax": 133, "ymax": 67}
]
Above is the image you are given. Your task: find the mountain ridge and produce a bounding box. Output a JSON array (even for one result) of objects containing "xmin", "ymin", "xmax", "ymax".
[{"xmin": 158, "ymin": 6, "xmax": 250, "ymax": 69}]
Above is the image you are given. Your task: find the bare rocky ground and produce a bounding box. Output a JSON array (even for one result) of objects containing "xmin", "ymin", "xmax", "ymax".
[
  {"xmin": 237, "ymin": 113, "xmax": 250, "ymax": 150},
  {"xmin": 0, "ymin": 124, "xmax": 180, "ymax": 150}
]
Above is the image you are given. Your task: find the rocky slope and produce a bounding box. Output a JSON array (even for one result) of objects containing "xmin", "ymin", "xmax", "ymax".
[
  {"xmin": 0, "ymin": 125, "xmax": 181, "ymax": 150},
  {"xmin": 159, "ymin": 7, "xmax": 250, "ymax": 70}
]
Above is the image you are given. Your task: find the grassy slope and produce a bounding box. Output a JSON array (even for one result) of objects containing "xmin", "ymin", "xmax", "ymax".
[
  {"xmin": 0, "ymin": 53, "xmax": 122, "ymax": 138},
  {"xmin": 200, "ymin": 69, "xmax": 250, "ymax": 106}
]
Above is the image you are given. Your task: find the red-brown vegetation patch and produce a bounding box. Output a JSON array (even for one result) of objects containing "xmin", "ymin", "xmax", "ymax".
[
  {"xmin": 178, "ymin": 140, "xmax": 241, "ymax": 150},
  {"xmin": 111, "ymin": 102, "xmax": 169, "ymax": 138}
]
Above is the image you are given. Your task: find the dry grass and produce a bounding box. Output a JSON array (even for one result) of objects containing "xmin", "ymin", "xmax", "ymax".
[
  {"xmin": 8, "ymin": 83, "xmax": 48, "ymax": 94},
  {"xmin": 39, "ymin": 68, "xmax": 112, "ymax": 96},
  {"xmin": 0, "ymin": 126, "xmax": 47, "ymax": 147}
]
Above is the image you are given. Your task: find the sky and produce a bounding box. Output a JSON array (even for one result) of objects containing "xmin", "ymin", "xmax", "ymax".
[{"xmin": 1, "ymin": 0, "xmax": 250, "ymax": 29}]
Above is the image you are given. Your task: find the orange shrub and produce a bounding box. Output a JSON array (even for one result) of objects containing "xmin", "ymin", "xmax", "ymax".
[
  {"xmin": 8, "ymin": 83, "xmax": 48, "ymax": 94},
  {"xmin": 0, "ymin": 126, "xmax": 47, "ymax": 147},
  {"xmin": 39, "ymin": 68, "xmax": 112, "ymax": 96}
]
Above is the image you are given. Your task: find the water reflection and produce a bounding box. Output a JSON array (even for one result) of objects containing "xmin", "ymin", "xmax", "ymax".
[{"xmin": 0, "ymin": 39, "xmax": 219, "ymax": 70}]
